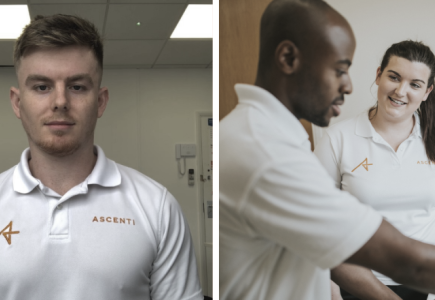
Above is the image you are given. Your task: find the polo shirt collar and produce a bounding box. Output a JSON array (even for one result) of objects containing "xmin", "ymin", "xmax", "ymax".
[
  {"xmin": 13, "ymin": 145, "xmax": 121, "ymax": 194},
  {"xmin": 235, "ymin": 83, "xmax": 309, "ymax": 147},
  {"xmin": 354, "ymin": 111, "xmax": 372, "ymax": 138},
  {"xmin": 355, "ymin": 110, "xmax": 422, "ymax": 138}
]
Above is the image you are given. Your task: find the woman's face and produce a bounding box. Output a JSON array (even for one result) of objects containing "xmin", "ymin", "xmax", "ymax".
[{"xmin": 376, "ymin": 55, "xmax": 433, "ymax": 122}]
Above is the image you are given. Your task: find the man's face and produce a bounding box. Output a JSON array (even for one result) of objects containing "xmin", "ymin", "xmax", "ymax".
[
  {"xmin": 10, "ymin": 46, "xmax": 108, "ymax": 156},
  {"xmin": 293, "ymin": 22, "xmax": 356, "ymax": 127}
]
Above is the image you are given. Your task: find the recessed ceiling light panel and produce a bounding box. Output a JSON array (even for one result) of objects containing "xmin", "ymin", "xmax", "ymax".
[
  {"xmin": 0, "ymin": 5, "xmax": 30, "ymax": 39},
  {"xmin": 171, "ymin": 5, "xmax": 212, "ymax": 39}
]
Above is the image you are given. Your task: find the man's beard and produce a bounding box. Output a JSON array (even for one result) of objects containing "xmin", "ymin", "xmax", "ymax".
[
  {"xmin": 30, "ymin": 131, "xmax": 81, "ymax": 157},
  {"xmin": 290, "ymin": 69, "xmax": 334, "ymax": 127},
  {"xmin": 26, "ymin": 125, "xmax": 95, "ymax": 157},
  {"xmin": 292, "ymin": 92, "xmax": 333, "ymax": 127},
  {"xmin": 306, "ymin": 105, "xmax": 332, "ymax": 127}
]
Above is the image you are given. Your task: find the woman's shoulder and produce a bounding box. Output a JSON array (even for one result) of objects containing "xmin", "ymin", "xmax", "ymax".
[{"xmin": 324, "ymin": 111, "xmax": 367, "ymax": 137}]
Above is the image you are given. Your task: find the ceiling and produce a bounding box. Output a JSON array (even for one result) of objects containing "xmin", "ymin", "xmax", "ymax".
[{"xmin": 0, "ymin": 0, "xmax": 213, "ymax": 68}]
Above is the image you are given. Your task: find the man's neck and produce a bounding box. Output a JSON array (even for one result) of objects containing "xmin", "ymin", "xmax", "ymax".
[
  {"xmin": 255, "ymin": 78, "xmax": 296, "ymax": 116},
  {"xmin": 28, "ymin": 143, "xmax": 97, "ymax": 196}
]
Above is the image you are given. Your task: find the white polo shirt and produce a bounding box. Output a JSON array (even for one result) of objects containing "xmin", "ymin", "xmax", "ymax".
[
  {"xmin": 315, "ymin": 110, "xmax": 435, "ymax": 285},
  {"xmin": 220, "ymin": 84, "xmax": 383, "ymax": 300},
  {"xmin": 0, "ymin": 146, "xmax": 202, "ymax": 300}
]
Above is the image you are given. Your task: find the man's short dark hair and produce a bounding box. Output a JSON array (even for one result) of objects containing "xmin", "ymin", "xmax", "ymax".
[
  {"xmin": 257, "ymin": 0, "xmax": 329, "ymax": 75},
  {"xmin": 14, "ymin": 14, "xmax": 103, "ymax": 69}
]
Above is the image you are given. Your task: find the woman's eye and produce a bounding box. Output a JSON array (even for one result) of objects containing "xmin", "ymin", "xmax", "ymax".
[
  {"xmin": 411, "ymin": 83, "xmax": 421, "ymax": 88},
  {"xmin": 389, "ymin": 76, "xmax": 398, "ymax": 81}
]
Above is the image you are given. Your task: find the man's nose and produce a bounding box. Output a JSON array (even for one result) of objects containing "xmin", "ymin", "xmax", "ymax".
[
  {"xmin": 52, "ymin": 87, "xmax": 69, "ymax": 111},
  {"xmin": 340, "ymin": 76, "xmax": 353, "ymax": 95}
]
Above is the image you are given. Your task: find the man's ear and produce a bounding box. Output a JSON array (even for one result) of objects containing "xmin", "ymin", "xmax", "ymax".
[
  {"xmin": 97, "ymin": 87, "xmax": 109, "ymax": 118},
  {"xmin": 275, "ymin": 40, "xmax": 300, "ymax": 75},
  {"xmin": 10, "ymin": 87, "xmax": 21, "ymax": 119}
]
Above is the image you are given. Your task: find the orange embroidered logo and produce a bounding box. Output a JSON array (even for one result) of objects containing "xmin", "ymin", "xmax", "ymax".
[
  {"xmin": 92, "ymin": 216, "xmax": 135, "ymax": 225},
  {"xmin": 0, "ymin": 221, "xmax": 20, "ymax": 245},
  {"xmin": 352, "ymin": 158, "xmax": 373, "ymax": 172}
]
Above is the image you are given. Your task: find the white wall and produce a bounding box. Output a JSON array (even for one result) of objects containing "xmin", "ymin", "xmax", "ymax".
[
  {"xmin": 313, "ymin": 0, "xmax": 435, "ymax": 144},
  {"xmin": 0, "ymin": 67, "xmax": 212, "ymax": 290}
]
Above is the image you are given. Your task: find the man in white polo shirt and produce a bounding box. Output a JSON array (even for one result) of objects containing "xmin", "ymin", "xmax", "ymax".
[
  {"xmin": 0, "ymin": 14, "xmax": 202, "ymax": 300},
  {"xmin": 220, "ymin": 0, "xmax": 435, "ymax": 299}
]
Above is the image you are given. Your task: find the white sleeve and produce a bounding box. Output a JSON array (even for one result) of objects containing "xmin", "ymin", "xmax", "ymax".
[
  {"xmin": 149, "ymin": 190, "xmax": 203, "ymax": 300},
  {"xmin": 243, "ymin": 149, "xmax": 382, "ymax": 270},
  {"xmin": 314, "ymin": 131, "xmax": 342, "ymax": 189}
]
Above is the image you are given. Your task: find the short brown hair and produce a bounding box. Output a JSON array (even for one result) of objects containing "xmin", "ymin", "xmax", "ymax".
[{"xmin": 14, "ymin": 14, "xmax": 103, "ymax": 68}]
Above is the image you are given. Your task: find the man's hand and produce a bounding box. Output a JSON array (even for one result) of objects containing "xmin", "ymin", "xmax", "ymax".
[{"xmin": 331, "ymin": 280, "xmax": 343, "ymax": 300}]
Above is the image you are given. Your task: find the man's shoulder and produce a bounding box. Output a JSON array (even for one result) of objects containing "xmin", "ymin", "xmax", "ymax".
[
  {"xmin": 114, "ymin": 163, "xmax": 172, "ymax": 208},
  {"xmin": 116, "ymin": 163, "xmax": 166, "ymax": 193}
]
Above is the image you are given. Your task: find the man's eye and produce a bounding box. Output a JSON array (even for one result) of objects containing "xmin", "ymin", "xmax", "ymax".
[
  {"xmin": 336, "ymin": 70, "xmax": 346, "ymax": 77},
  {"xmin": 71, "ymin": 85, "xmax": 87, "ymax": 91},
  {"xmin": 37, "ymin": 85, "xmax": 48, "ymax": 91}
]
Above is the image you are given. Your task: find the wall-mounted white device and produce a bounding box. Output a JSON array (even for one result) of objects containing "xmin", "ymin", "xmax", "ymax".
[
  {"xmin": 175, "ymin": 144, "xmax": 196, "ymax": 176},
  {"xmin": 175, "ymin": 144, "xmax": 196, "ymax": 159}
]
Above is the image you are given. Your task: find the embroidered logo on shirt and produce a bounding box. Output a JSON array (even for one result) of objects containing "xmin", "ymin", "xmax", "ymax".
[
  {"xmin": 92, "ymin": 216, "xmax": 135, "ymax": 225},
  {"xmin": 0, "ymin": 221, "xmax": 20, "ymax": 245},
  {"xmin": 352, "ymin": 158, "xmax": 373, "ymax": 172}
]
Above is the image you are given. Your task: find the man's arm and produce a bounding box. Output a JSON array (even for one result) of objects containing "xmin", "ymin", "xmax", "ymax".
[
  {"xmin": 150, "ymin": 190, "xmax": 203, "ymax": 300},
  {"xmin": 331, "ymin": 280, "xmax": 344, "ymax": 300},
  {"xmin": 331, "ymin": 264, "xmax": 401, "ymax": 300},
  {"xmin": 348, "ymin": 219, "xmax": 435, "ymax": 293}
]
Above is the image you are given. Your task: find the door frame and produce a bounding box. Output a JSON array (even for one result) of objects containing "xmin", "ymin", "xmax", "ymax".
[{"xmin": 195, "ymin": 111, "xmax": 213, "ymax": 296}]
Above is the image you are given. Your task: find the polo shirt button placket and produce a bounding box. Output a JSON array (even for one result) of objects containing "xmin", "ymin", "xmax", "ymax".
[{"xmin": 50, "ymin": 201, "xmax": 69, "ymax": 238}]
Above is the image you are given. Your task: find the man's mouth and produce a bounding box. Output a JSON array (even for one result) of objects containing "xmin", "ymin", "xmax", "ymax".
[
  {"xmin": 389, "ymin": 96, "xmax": 407, "ymax": 105},
  {"xmin": 44, "ymin": 120, "xmax": 75, "ymax": 131},
  {"xmin": 45, "ymin": 119, "xmax": 75, "ymax": 126}
]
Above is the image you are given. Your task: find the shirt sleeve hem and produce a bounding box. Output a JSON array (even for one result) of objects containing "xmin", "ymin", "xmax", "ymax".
[
  {"xmin": 314, "ymin": 208, "xmax": 383, "ymax": 269},
  {"xmin": 180, "ymin": 290, "xmax": 203, "ymax": 300}
]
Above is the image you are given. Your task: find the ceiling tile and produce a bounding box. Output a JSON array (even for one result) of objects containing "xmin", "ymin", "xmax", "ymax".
[
  {"xmin": 105, "ymin": 4, "xmax": 185, "ymax": 39},
  {"xmin": 110, "ymin": 0, "xmax": 186, "ymax": 3},
  {"xmin": 188, "ymin": 0, "xmax": 212, "ymax": 3},
  {"xmin": 29, "ymin": 0, "xmax": 106, "ymax": 3},
  {"xmin": 0, "ymin": 0, "xmax": 27, "ymax": 4},
  {"xmin": 28, "ymin": 4, "xmax": 106, "ymax": 33},
  {"xmin": 104, "ymin": 40, "xmax": 165, "ymax": 65},
  {"xmin": 155, "ymin": 39, "xmax": 211, "ymax": 65},
  {"xmin": 0, "ymin": 40, "xmax": 14, "ymax": 66}
]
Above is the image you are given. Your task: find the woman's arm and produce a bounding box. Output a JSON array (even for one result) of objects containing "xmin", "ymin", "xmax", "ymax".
[{"xmin": 332, "ymin": 263, "xmax": 402, "ymax": 300}]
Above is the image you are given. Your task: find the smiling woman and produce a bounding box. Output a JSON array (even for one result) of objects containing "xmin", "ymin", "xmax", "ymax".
[{"xmin": 315, "ymin": 40, "xmax": 435, "ymax": 300}]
